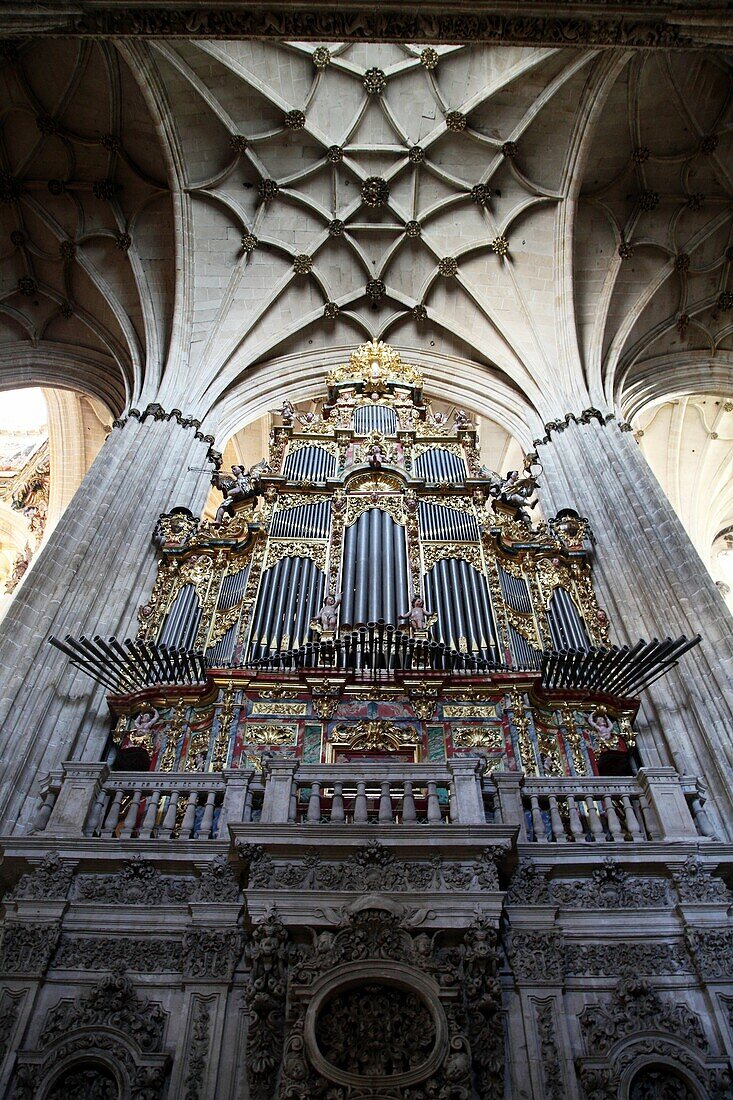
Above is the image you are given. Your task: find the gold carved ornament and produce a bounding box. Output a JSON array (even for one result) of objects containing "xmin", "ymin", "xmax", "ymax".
[
  {"xmin": 412, "ymin": 441, "xmax": 465, "ymax": 461},
  {"xmin": 285, "ymin": 437, "xmax": 338, "ymax": 457},
  {"xmin": 241, "ymin": 723, "xmax": 298, "ymax": 746},
  {"xmin": 345, "ymin": 494, "xmax": 406, "ymax": 529},
  {"xmin": 422, "ymin": 543, "xmax": 483, "ymax": 573},
  {"xmin": 265, "ymin": 541, "xmax": 328, "ymax": 572},
  {"xmin": 211, "ymin": 688, "xmax": 236, "ymax": 771},
  {"xmin": 251, "ymin": 701, "xmax": 308, "ymax": 717},
  {"xmin": 451, "ymin": 726, "xmax": 504, "ymax": 751},
  {"xmin": 326, "ymin": 339, "xmax": 422, "ymax": 392},
  {"xmin": 329, "ymin": 719, "xmax": 421, "ymax": 758}
]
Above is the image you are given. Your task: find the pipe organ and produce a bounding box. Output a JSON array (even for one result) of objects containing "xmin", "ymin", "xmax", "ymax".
[{"xmin": 55, "ymin": 341, "xmax": 700, "ymax": 782}]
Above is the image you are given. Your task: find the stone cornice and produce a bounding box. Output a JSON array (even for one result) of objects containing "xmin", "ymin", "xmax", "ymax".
[
  {"xmin": 112, "ymin": 403, "xmax": 222, "ymax": 467},
  {"xmin": 0, "ymin": 2, "xmax": 731, "ymax": 49},
  {"xmin": 533, "ymin": 408, "xmax": 633, "ymax": 447}
]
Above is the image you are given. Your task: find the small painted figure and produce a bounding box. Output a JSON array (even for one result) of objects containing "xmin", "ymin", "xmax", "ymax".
[
  {"xmin": 399, "ymin": 595, "xmax": 433, "ymax": 632},
  {"xmin": 316, "ymin": 594, "xmax": 341, "ymax": 631},
  {"xmin": 279, "ymin": 399, "xmax": 295, "ymax": 425},
  {"xmin": 588, "ymin": 710, "xmax": 615, "ymax": 740},
  {"xmin": 367, "ymin": 443, "xmax": 386, "ymax": 469},
  {"xmin": 213, "ymin": 462, "xmax": 264, "ymax": 524}
]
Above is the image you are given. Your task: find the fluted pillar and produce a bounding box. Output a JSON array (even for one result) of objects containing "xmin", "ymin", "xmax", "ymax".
[
  {"xmin": 0, "ymin": 414, "xmax": 215, "ymax": 835},
  {"xmin": 536, "ymin": 417, "xmax": 733, "ymax": 837}
]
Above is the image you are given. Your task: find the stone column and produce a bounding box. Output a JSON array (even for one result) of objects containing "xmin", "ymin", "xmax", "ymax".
[
  {"xmin": 536, "ymin": 417, "xmax": 733, "ymax": 837},
  {"xmin": 0, "ymin": 414, "xmax": 216, "ymax": 835}
]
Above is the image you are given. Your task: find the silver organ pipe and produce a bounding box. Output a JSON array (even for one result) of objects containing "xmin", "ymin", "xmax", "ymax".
[
  {"xmin": 270, "ymin": 501, "xmax": 332, "ymax": 540},
  {"xmin": 498, "ymin": 566, "xmax": 533, "ymax": 614},
  {"xmin": 340, "ymin": 509, "xmax": 408, "ymax": 627},
  {"xmin": 340, "ymin": 522, "xmax": 358, "ymax": 623},
  {"xmin": 425, "ymin": 558, "xmax": 496, "ymax": 660},
  {"xmin": 418, "ymin": 501, "xmax": 480, "ymax": 542},
  {"xmin": 158, "ymin": 584, "xmax": 201, "ymax": 650},
  {"xmin": 248, "ymin": 556, "xmax": 325, "ymax": 660},
  {"xmin": 508, "ymin": 624, "xmax": 542, "ymax": 669},
  {"xmin": 352, "ymin": 405, "xmax": 398, "ymax": 435},
  {"xmin": 282, "ymin": 446, "xmax": 336, "ymax": 481},
  {"xmin": 547, "ymin": 586, "xmax": 590, "ymax": 651},
  {"xmin": 205, "ymin": 566, "xmax": 250, "ymax": 665},
  {"xmin": 414, "ymin": 448, "xmax": 465, "ymax": 483}
]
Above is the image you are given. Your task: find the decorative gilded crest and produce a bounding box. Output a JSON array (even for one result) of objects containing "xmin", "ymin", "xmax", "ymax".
[{"xmin": 327, "ymin": 340, "xmax": 422, "ymax": 391}]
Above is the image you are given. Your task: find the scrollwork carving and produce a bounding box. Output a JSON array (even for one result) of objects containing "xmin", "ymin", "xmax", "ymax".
[
  {"xmin": 507, "ymin": 930, "xmax": 563, "ymax": 984},
  {"xmin": 244, "ymin": 908, "xmax": 288, "ymax": 1100},
  {"xmin": 74, "ymin": 857, "xmax": 195, "ymax": 905},
  {"xmin": 42, "ymin": 969, "xmax": 167, "ymax": 1053},
  {"xmin": 551, "ymin": 860, "xmax": 670, "ymax": 909},
  {"xmin": 6, "ymin": 853, "xmax": 74, "ymax": 900},
  {"xmin": 579, "ymin": 975, "xmax": 708, "ymax": 1056},
  {"xmin": 183, "ymin": 928, "xmax": 243, "ymax": 979},
  {"xmin": 0, "ymin": 921, "xmax": 60, "ymax": 975}
]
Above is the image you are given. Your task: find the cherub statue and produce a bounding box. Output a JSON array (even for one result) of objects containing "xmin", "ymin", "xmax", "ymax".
[
  {"xmin": 399, "ymin": 596, "xmax": 436, "ymax": 633},
  {"xmin": 279, "ymin": 399, "xmax": 295, "ymax": 425},
  {"xmin": 315, "ymin": 594, "xmax": 341, "ymax": 632},
  {"xmin": 587, "ymin": 710, "xmax": 615, "ymax": 740},
  {"xmin": 128, "ymin": 707, "xmax": 160, "ymax": 752},
  {"xmin": 454, "ymin": 408, "xmax": 472, "ymax": 430},
  {"xmin": 367, "ymin": 442, "xmax": 386, "ymax": 469},
  {"xmin": 429, "ymin": 409, "xmax": 448, "ymax": 429},
  {"xmin": 212, "ymin": 460, "xmax": 267, "ymax": 524}
]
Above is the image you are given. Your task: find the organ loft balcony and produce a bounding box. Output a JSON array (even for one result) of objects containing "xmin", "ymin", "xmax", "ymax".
[{"xmin": 38, "ymin": 341, "xmax": 711, "ymax": 874}]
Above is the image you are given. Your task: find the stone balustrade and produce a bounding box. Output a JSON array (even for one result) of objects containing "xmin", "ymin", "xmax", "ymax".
[{"xmin": 33, "ymin": 759, "xmax": 710, "ymax": 843}]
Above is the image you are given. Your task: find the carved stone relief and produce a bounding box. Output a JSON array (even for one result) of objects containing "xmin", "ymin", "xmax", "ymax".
[
  {"xmin": 183, "ymin": 996, "xmax": 214, "ymax": 1100},
  {"xmin": 0, "ymin": 921, "xmax": 60, "ymax": 975},
  {"xmin": 237, "ymin": 838, "xmax": 504, "ymax": 894},
  {"xmin": 244, "ymin": 902, "xmax": 504, "ymax": 1099},
  {"xmin": 13, "ymin": 970, "xmax": 171, "ymax": 1100},
  {"xmin": 579, "ymin": 975, "xmax": 708, "ymax": 1056},
  {"xmin": 73, "ymin": 857, "xmax": 195, "ymax": 904},
  {"xmin": 54, "ymin": 935, "xmax": 182, "ymax": 972},
  {"xmin": 6, "ymin": 853, "xmax": 74, "ymax": 901}
]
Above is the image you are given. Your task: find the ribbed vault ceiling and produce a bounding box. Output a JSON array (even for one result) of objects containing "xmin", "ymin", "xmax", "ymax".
[{"xmin": 0, "ymin": 39, "xmax": 731, "ymax": 427}]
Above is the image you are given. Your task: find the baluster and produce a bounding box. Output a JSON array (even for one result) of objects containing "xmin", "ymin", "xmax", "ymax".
[
  {"xmin": 85, "ymin": 789, "xmax": 108, "ymax": 836},
  {"xmin": 378, "ymin": 781, "xmax": 393, "ymax": 823},
  {"xmin": 101, "ymin": 789, "xmax": 123, "ymax": 837},
  {"xmin": 180, "ymin": 790, "xmax": 198, "ymax": 839},
  {"xmin": 33, "ymin": 789, "xmax": 59, "ymax": 833},
  {"xmin": 353, "ymin": 781, "xmax": 368, "ymax": 824},
  {"xmin": 289, "ymin": 785, "xmax": 297, "ymax": 823},
  {"xmin": 427, "ymin": 782, "xmax": 442, "ymax": 824},
  {"xmin": 621, "ymin": 795, "xmax": 643, "ymax": 841},
  {"xmin": 331, "ymin": 782, "xmax": 345, "ymax": 823},
  {"xmin": 548, "ymin": 795, "xmax": 565, "ymax": 843},
  {"xmin": 158, "ymin": 791, "xmax": 179, "ymax": 838},
  {"xmin": 603, "ymin": 795, "xmax": 623, "ymax": 842},
  {"xmin": 243, "ymin": 786, "xmax": 253, "ymax": 823},
  {"xmin": 307, "ymin": 782, "xmax": 322, "ymax": 823},
  {"xmin": 140, "ymin": 791, "xmax": 161, "ymax": 837},
  {"xmin": 119, "ymin": 787, "xmax": 142, "ymax": 838},
  {"xmin": 688, "ymin": 794, "xmax": 716, "ymax": 838},
  {"xmin": 585, "ymin": 795, "xmax": 604, "ymax": 842},
  {"xmin": 402, "ymin": 780, "xmax": 416, "ymax": 824},
  {"xmin": 566, "ymin": 795, "xmax": 584, "ymax": 841},
  {"xmin": 449, "ymin": 780, "xmax": 457, "ymax": 824},
  {"xmin": 198, "ymin": 792, "xmax": 216, "ymax": 838},
  {"xmin": 530, "ymin": 795, "xmax": 547, "ymax": 843}
]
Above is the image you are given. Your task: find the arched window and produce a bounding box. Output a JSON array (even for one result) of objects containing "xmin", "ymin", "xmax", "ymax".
[
  {"xmin": 47, "ymin": 1062, "xmax": 119, "ymax": 1099},
  {"xmin": 628, "ymin": 1064, "xmax": 699, "ymax": 1100}
]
